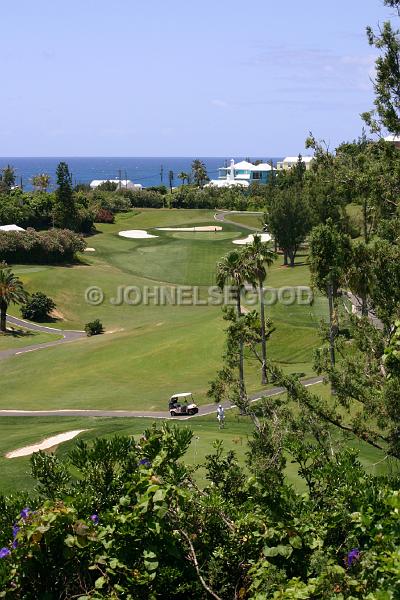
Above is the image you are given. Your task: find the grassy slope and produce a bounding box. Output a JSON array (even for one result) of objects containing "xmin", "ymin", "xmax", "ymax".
[{"xmin": 1, "ymin": 209, "xmax": 324, "ymax": 410}]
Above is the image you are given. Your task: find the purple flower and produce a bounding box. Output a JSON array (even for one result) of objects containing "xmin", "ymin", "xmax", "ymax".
[
  {"xmin": 90, "ymin": 514, "xmax": 99, "ymax": 525},
  {"xmin": 12, "ymin": 540, "xmax": 18, "ymax": 550},
  {"xmin": 12, "ymin": 525, "xmax": 20, "ymax": 539},
  {"xmin": 346, "ymin": 548, "xmax": 360, "ymax": 567},
  {"xmin": 0, "ymin": 548, "xmax": 10, "ymax": 559},
  {"xmin": 139, "ymin": 458, "xmax": 151, "ymax": 467},
  {"xmin": 20, "ymin": 508, "xmax": 30, "ymax": 520}
]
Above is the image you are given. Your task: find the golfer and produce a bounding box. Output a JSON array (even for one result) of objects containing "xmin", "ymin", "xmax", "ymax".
[{"xmin": 217, "ymin": 404, "xmax": 225, "ymax": 429}]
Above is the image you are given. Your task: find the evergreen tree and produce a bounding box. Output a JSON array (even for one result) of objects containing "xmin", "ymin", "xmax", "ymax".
[{"xmin": 53, "ymin": 162, "xmax": 78, "ymax": 230}]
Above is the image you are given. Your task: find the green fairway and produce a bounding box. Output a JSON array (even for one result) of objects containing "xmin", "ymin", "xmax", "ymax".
[
  {"xmin": 1, "ymin": 209, "xmax": 323, "ymax": 412},
  {"xmin": 223, "ymin": 213, "xmax": 264, "ymax": 229},
  {"xmin": 0, "ymin": 327, "xmax": 62, "ymax": 351}
]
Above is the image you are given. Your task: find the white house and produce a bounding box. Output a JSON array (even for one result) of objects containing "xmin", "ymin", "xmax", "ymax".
[
  {"xmin": 276, "ymin": 156, "xmax": 314, "ymax": 171},
  {"xmin": 205, "ymin": 159, "xmax": 275, "ymax": 188},
  {"xmin": 89, "ymin": 179, "xmax": 142, "ymax": 191}
]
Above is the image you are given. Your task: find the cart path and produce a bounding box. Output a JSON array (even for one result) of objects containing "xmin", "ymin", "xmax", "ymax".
[
  {"xmin": 0, "ymin": 376, "xmax": 323, "ymax": 419},
  {"xmin": 0, "ymin": 315, "xmax": 85, "ymax": 361},
  {"xmin": 214, "ymin": 210, "xmax": 264, "ymax": 231}
]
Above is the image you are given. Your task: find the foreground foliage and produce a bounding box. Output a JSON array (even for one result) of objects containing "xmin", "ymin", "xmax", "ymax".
[{"xmin": 0, "ymin": 424, "xmax": 398, "ymax": 599}]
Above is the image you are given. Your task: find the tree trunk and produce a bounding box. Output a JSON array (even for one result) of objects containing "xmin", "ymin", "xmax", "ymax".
[
  {"xmin": 259, "ymin": 276, "xmax": 268, "ymax": 385},
  {"xmin": 0, "ymin": 301, "xmax": 7, "ymax": 333},
  {"xmin": 327, "ymin": 284, "xmax": 336, "ymax": 369},
  {"xmin": 289, "ymin": 250, "xmax": 295, "ymax": 267},
  {"xmin": 361, "ymin": 293, "xmax": 368, "ymax": 317},
  {"xmin": 363, "ymin": 198, "xmax": 369, "ymax": 244},
  {"xmin": 236, "ymin": 289, "xmax": 246, "ymax": 403},
  {"xmin": 283, "ymin": 251, "xmax": 288, "ymax": 266}
]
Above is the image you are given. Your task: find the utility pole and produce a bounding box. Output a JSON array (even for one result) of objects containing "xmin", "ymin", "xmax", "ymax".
[
  {"xmin": 118, "ymin": 169, "xmax": 122, "ymax": 190},
  {"xmin": 160, "ymin": 164, "xmax": 164, "ymax": 184},
  {"xmin": 125, "ymin": 170, "xmax": 128, "ymax": 188}
]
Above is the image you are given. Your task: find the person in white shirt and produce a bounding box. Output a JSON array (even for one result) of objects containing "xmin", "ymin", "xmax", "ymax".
[{"xmin": 217, "ymin": 404, "xmax": 225, "ymax": 429}]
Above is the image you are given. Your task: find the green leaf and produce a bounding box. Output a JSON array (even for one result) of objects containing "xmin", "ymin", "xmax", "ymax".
[
  {"xmin": 95, "ymin": 576, "xmax": 106, "ymax": 589},
  {"xmin": 289, "ymin": 536, "xmax": 303, "ymax": 549},
  {"xmin": 263, "ymin": 546, "xmax": 279, "ymax": 557},
  {"xmin": 277, "ymin": 544, "xmax": 293, "ymax": 558},
  {"xmin": 153, "ymin": 489, "xmax": 165, "ymax": 503}
]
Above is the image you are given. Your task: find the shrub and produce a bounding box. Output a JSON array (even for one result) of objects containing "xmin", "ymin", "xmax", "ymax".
[
  {"xmin": 0, "ymin": 228, "xmax": 86, "ymax": 264},
  {"xmin": 84, "ymin": 319, "xmax": 104, "ymax": 336},
  {"xmin": 21, "ymin": 292, "xmax": 56, "ymax": 322},
  {"xmin": 96, "ymin": 180, "xmax": 118, "ymax": 192},
  {"xmin": 94, "ymin": 208, "xmax": 114, "ymax": 223}
]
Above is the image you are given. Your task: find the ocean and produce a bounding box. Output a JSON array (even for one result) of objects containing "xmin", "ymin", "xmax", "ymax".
[{"xmin": 0, "ymin": 157, "xmax": 282, "ymax": 190}]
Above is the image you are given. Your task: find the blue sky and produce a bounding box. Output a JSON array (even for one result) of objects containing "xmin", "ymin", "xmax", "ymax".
[{"xmin": 0, "ymin": 0, "xmax": 391, "ymax": 156}]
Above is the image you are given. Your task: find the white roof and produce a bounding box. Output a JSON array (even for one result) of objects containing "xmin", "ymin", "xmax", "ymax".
[
  {"xmin": 384, "ymin": 134, "xmax": 400, "ymax": 142},
  {"xmin": 170, "ymin": 392, "xmax": 192, "ymax": 399},
  {"xmin": 233, "ymin": 160, "xmax": 273, "ymax": 171},
  {"xmin": 90, "ymin": 179, "xmax": 142, "ymax": 189},
  {"xmin": 0, "ymin": 224, "xmax": 25, "ymax": 232},
  {"xmin": 205, "ymin": 179, "xmax": 249, "ymax": 188},
  {"xmin": 282, "ymin": 156, "xmax": 314, "ymax": 163}
]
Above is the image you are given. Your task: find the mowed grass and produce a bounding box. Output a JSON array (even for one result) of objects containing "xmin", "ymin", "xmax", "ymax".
[
  {"xmin": 224, "ymin": 213, "xmax": 264, "ymax": 229},
  {"xmin": 0, "ymin": 408, "xmax": 396, "ymax": 495},
  {"xmin": 0, "ymin": 328, "xmax": 62, "ymax": 351},
  {"xmin": 1, "ymin": 209, "xmax": 324, "ymax": 411}
]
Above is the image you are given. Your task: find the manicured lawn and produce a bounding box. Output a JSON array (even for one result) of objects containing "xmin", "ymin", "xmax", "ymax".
[
  {"xmin": 224, "ymin": 213, "xmax": 264, "ymax": 229},
  {"xmin": 2, "ymin": 209, "xmax": 323, "ymax": 411},
  {"xmin": 0, "ymin": 327, "xmax": 62, "ymax": 351}
]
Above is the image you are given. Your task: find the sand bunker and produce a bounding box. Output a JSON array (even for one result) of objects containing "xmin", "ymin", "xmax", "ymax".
[
  {"xmin": 233, "ymin": 233, "xmax": 272, "ymax": 245},
  {"xmin": 84, "ymin": 247, "xmax": 96, "ymax": 252},
  {"xmin": 6, "ymin": 429, "xmax": 88, "ymax": 458},
  {"xmin": 119, "ymin": 230, "xmax": 158, "ymax": 239},
  {"xmin": 156, "ymin": 226, "xmax": 222, "ymax": 232}
]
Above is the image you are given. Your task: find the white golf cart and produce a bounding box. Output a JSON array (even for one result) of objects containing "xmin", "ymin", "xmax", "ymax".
[{"xmin": 168, "ymin": 393, "xmax": 199, "ymax": 416}]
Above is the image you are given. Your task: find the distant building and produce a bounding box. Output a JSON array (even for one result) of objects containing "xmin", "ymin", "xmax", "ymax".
[
  {"xmin": 205, "ymin": 159, "xmax": 275, "ymax": 188},
  {"xmin": 276, "ymin": 156, "xmax": 314, "ymax": 171},
  {"xmin": 89, "ymin": 179, "xmax": 142, "ymax": 191},
  {"xmin": 384, "ymin": 134, "xmax": 400, "ymax": 149}
]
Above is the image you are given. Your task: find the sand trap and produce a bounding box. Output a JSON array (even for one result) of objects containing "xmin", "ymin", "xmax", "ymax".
[
  {"xmin": 156, "ymin": 226, "xmax": 222, "ymax": 232},
  {"xmin": 84, "ymin": 247, "xmax": 96, "ymax": 252},
  {"xmin": 6, "ymin": 429, "xmax": 88, "ymax": 458},
  {"xmin": 233, "ymin": 233, "xmax": 272, "ymax": 245},
  {"xmin": 119, "ymin": 230, "xmax": 158, "ymax": 239}
]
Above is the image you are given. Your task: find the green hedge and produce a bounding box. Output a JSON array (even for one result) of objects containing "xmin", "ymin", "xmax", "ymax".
[{"xmin": 0, "ymin": 228, "xmax": 86, "ymax": 264}]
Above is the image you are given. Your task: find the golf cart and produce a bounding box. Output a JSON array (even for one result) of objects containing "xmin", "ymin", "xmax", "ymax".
[{"xmin": 169, "ymin": 393, "xmax": 199, "ymax": 416}]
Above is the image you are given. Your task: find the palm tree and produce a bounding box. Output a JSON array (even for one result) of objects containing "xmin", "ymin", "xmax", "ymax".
[
  {"xmin": 0, "ymin": 263, "xmax": 28, "ymax": 333},
  {"xmin": 244, "ymin": 236, "xmax": 276, "ymax": 384},
  {"xmin": 216, "ymin": 249, "xmax": 249, "ymax": 402},
  {"xmin": 178, "ymin": 171, "xmax": 189, "ymax": 186}
]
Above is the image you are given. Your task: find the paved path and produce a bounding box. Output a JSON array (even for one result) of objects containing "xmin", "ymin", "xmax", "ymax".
[
  {"xmin": 342, "ymin": 291, "xmax": 384, "ymax": 331},
  {"xmin": 214, "ymin": 210, "xmax": 264, "ymax": 232},
  {"xmin": 0, "ymin": 315, "xmax": 85, "ymax": 361},
  {"xmin": 0, "ymin": 376, "xmax": 323, "ymax": 419}
]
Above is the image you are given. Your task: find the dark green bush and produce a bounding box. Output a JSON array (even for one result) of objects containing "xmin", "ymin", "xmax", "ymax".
[
  {"xmin": 84, "ymin": 319, "xmax": 104, "ymax": 336},
  {"xmin": 21, "ymin": 292, "xmax": 56, "ymax": 322}
]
